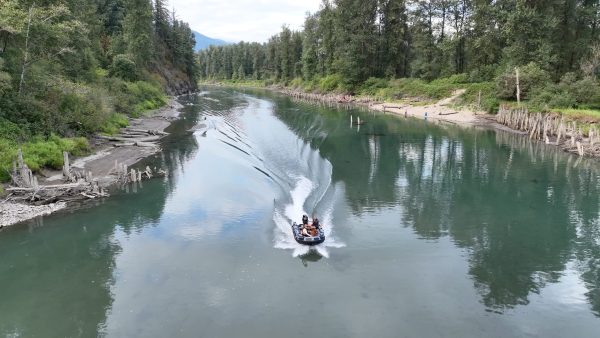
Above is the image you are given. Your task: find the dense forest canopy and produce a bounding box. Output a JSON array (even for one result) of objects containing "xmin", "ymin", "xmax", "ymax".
[
  {"xmin": 0, "ymin": 0, "xmax": 198, "ymax": 181},
  {"xmin": 197, "ymin": 0, "xmax": 600, "ymax": 112},
  {"xmin": 0, "ymin": 0, "xmax": 197, "ymax": 139}
]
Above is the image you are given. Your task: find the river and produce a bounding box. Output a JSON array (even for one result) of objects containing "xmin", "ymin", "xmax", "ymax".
[{"xmin": 1, "ymin": 87, "xmax": 599, "ymax": 337}]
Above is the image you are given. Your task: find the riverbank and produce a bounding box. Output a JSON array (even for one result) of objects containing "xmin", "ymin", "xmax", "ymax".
[
  {"xmin": 0, "ymin": 98, "xmax": 184, "ymax": 229},
  {"xmin": 205, "ymin": 81, "xmax": 491, "ymax": 125},
  {"xmin": 274, "ymin": 86, "xmax": 499, "ymax": 127},
  {"xmin": 207, "ymin": 82, "xmax": 598, "ymax": 158}
]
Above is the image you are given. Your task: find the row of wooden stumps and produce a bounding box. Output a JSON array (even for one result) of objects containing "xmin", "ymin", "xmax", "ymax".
[
  {"xmin": 7, "ymin": 150, "xmax": 108, "ymax": 204},
  {"xmin": 496, "ymin": 106, "xmax": 600, "ymax": 157},
  {"xmin": 280, "ymin": 89, "xmax": 383, "ymax": 109},
  {"xmin": 113, "ymin": 160, "xmax": 166, "ymax": 185}
]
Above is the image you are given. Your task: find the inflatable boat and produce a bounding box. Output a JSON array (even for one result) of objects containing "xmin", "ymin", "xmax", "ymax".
[{"xmin": 292, "ymin": 222, "xmax": 325, "ymax": 246}]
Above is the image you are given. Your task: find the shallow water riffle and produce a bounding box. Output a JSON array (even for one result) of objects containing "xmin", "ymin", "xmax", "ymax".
[{"xmin": 1, "ymin": 87, "xmax": 600, "ymax": 338}]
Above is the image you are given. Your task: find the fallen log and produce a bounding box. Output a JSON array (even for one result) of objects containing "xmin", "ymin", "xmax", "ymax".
[
  {"xmin": 135, "ymin": 141, "xmax": 159, "ymax": 148},
  {"xmin": 97, "ymin": 135, "xmax": 161, "ymax": 143},
  {"xmin": 7, "ymin": 183, "xmax": 83, "ymax": 192},
  {"xmin": 125, "ymin": 128, "xmax": 169, "ymax": 136}
]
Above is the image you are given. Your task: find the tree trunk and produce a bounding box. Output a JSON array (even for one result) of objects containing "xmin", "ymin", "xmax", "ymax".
[
  {"xmin": 19, "ymin": 4, "xmax": 34, "ymax": 96},
  {"xmin": 516, "ymin": 67, "xmax": 521, "ymax": 106}
]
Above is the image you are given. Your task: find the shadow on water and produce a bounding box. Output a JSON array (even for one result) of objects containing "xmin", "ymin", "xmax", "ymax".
[{"xmin": 300, "ymin": 251, "xmax": 324, "ymax": 267}]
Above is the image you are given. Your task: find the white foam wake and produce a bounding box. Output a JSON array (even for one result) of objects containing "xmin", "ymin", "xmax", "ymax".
[{"xmin": 273, "ymin": 176, "xmax": 345, "ymax": 258}]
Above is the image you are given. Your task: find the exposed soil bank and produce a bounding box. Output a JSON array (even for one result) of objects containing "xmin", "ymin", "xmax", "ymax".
[{"xmin": 0, "ymin": 98, "xmax": 185, "ymax": 229}]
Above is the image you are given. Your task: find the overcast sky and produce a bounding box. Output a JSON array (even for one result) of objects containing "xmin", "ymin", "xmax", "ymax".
[{"xmin": 170, "ymin": 0, "xmax": 322, "ymax": 43}]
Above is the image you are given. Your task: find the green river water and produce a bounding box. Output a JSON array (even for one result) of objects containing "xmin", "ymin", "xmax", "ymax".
[{"xmin": 1, "ymin": 87, "xmax": 599, "ymax": 337}]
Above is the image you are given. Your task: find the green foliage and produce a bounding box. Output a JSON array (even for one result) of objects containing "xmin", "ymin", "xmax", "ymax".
[
  {"xmin": 496, "ymin": 63, "xmax": 551, "ymax": 100},
  {"xmin": 318, "ymin": 74, "xmax": 345, "ymax": 92},
  {"xmin": 0, "ymin": 118, "xmax": 28, "ymax": 142},
  {"xmin": 101, "ymin": 113, "xmax": 129, "ymax": 135},
  {"xmin": 110, "ymin": 54, "xmax": 138, "ymax": 81},
  {"xmin": 458, "ymin": 82, "xmax": 499, "ymax": 113},
  {"xmin": 0, "ymin": 135, "xmax": 90, "ymax": 182},
  {"xmin": 359, "ymin": 78, "xmax": 391, "ymax": 96},
  {"xmin": 289, "ymin": 78, "xmax": 305, "ymax": 89},
  {"xmin": 125, "ymin": 81, "xmax": 167, "ymax": 116},
  {"xmin": 197, "ymin": 0, "xmax": 600, "ymax": 116},
  {"xmin": 0, "ymin": 0, "xmax": 197, "ymax": 152},
  {"xmin": 0, "ymin": 58, "xmax": 12, "ymax": 94}
]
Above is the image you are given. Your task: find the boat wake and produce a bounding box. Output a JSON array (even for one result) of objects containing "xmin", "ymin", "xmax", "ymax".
[
  {"xmin": 273, "ymin": 176, "xmax": 345, "ymax": 258},
  {"xmin": 195, "ymin": 92, "xmax": 345, "ymax": 258}
]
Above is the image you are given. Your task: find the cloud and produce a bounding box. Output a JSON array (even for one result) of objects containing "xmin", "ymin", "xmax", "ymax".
[{"xmin": 170, "ymin": 0, "xmax": 322, "ymax": 42}]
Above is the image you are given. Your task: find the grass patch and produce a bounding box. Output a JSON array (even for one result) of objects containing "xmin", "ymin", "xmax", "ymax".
[
  {"xmin": 125, "ymin": 81, "xmax": 167, "ymax": 117},
  {"xmin": 101, "ymin": 113, "xmax": 129, "ymax": 135},
  {"xmin": 0, "ymin": 135, "xmax": 90, "ymax": 182},
  {"xmin": 455, "ymin": 82, "xmax": 499, "ymax": 113},
  {"xmin": 558, "ymin": 108, "xmax": 600, "ymax": 122}
]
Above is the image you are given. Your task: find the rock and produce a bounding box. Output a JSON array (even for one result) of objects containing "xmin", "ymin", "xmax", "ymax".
[{"xmin": 0, "ymin": 202, "xmax": 67, "ymax": 228}]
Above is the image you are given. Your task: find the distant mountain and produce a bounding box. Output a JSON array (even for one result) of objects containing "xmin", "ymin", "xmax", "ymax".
[{"xmin": 193, "ymin": 31, "xmax": 228, "ymax": 51}]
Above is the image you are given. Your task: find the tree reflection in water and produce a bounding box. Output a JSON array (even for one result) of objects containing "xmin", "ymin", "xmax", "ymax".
[{"xmin": 272, "ymin": 94, "xmax": 600, "ymax": 316}]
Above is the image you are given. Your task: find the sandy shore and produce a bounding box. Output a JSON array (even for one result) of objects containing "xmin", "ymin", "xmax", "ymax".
[
  {"xmin": 0, "ymin": 98, "xmax": 184, "ymax": 229},
  {"xmin": 367, "ymin": 89, "xmax": 486, "ymax": 126}
]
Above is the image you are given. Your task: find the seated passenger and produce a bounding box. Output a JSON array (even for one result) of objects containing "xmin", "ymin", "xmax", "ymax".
[
  {"xmin": 312, "ymin": 218, "xmax": 320, "ymax": 228},
  {"xmin": 301, "ymin": 227, "xmax": 310, "ymax": 237},
  {"xmin": 302, "ymin": 215, "xmax": 309, "ymax": 225}
]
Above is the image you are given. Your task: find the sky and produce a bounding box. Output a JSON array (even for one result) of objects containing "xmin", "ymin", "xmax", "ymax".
[{"xmin": 170, "ymin": 0, "xmax": 322, "ymax": 43}]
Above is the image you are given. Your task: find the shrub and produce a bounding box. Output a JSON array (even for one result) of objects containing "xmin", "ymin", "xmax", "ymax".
[
  {"xmin": 0, "ymin": 136, "xmax": 90, "ymax": 182},
  {"xmin": 110, "ymin": 54, "xmax": 138, "ymax": 82},
  {"xmin": 101, "ymin": 113, "xmax": 129, "ymax": 135},
  {"xmin": 496, "ymin": 62, "xmax": 551, "ymax": 100},
  {"xmin": 289, "ymin": 78, "xmax": 304, "ymax": 89},
  {"xmin": 0, "ymin": 118, "xmax": 28, "ymax": 142},
  {"xmin": 359, "ymin": 77, "xmax": 390, "ymax": 96},
  {"xmin": 530, "ymin": 85, "xmax": 577, "ymax": 110},
  {"xmin": 569, "ymin": 78, "xmax": 600, "ymax": 106},
  {"xmin": 458, "ymin": 82, "xmax": 499, "ymax": 113},
  {"xmin": 444, "ymin": 73, "xmax": 470, "ymax": 84},
  {"xmin": 318, "ymin": 74, "xmax": 344, "ymax": 92},
  {"xmin": 469, "ymin": 66, "xmax": 497, "ymax": 82},
  {"xmin": 58, "ymin": 90, "xmax": 112, "ymax": 135}
]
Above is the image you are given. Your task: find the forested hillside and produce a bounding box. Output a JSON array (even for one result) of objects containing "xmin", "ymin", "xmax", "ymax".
[
  {"xmin": 198, "ymin": 0, "xmax": 600, "ymax": 113},
  {"xmin": 0, "ymin": 0, "xmax": 197, "ymax": 181}
]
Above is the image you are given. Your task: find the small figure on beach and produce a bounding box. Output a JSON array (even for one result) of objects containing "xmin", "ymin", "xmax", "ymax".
[{"xmin": 405, "ymin": 110, "xmax": 408, "ymax": 118}]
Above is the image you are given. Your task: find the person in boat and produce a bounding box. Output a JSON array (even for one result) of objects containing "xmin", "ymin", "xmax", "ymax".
[
  {"xmin": 301, "ymin": 226, "xmax": 311, "ymax": 237},
  {"xmin": 300, "ymin": 215, "xmax": 313, "ymax": 237},
  {"xmin": 312, "ymin": 218, "xmax": 320, "ymax": 229}
]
